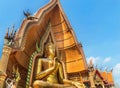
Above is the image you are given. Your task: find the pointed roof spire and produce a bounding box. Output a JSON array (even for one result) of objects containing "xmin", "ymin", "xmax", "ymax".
[
  {"xmin": 5, "ymin": 27, "xmax": 9, "ymax": 39},
  {"xmin": 110, "ymin": 68, "xmax": 113, "ymax": 72},
  {"xmin": 104, "ymin": 67, "xmax": 108, "ymax": 71},
  {"xmin": 10, "ymin": 24, "xmax": 15, "ymax": 38},
  {"xmin": 13, "ymin": 30, "xmax": 17, "ymax": 38},
  {"xmin": 12, "ymin": 24, "xmax": 15, "ymax": 30},
  {"xmin": 89, "ymin": 59, "xmax": 94, "ymax": 67}
]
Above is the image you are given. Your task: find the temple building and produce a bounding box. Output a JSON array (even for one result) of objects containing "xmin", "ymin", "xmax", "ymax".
[{"xmin": 0, "ymin": 0, "xmax": 114, "ymax": 88}]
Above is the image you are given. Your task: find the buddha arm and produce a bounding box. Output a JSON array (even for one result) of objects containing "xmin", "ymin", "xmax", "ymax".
[
  {"xmin": 36, "ymin": 59, "xmax": 42, "ymax": 75},
  {"xmin": 63, "ymin": 79, "xmax": 85, "ymax": 88},
  {"xmin": 35, "ymin": 57, "xmax": 59, "ymax": 80}
]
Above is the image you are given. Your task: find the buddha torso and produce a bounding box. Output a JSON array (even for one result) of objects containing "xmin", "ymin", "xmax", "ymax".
[{"xmin": 35, "ymin": 58, "xmax": 63, "ymax": 84}]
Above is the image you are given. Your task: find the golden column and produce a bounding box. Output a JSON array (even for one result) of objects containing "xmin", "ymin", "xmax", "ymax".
[
  {"xmin": 0, "ymin": 45, "xmax": 12, "ymax": 88},
  {"xmin": 89, "ymin": 72, "xmax": 96, "ymax": 88}
]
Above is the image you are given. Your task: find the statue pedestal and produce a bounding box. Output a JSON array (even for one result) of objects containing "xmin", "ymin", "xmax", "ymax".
[
  {"xmin": 0, "ymin": 71, "xmax": 7, "ymax": 88},
  {"xmin": 0, "ymin": 46, "xmax": 12, "ymax": 88}
]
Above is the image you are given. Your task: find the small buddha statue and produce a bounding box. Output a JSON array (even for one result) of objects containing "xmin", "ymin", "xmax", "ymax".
[
  {"xmin": 33, "ymin": 40, "xmax": 85, "ymax": 88},
  {"xmin": 6, "ymin": 66, "xmax": 21, "ymax": 88}
]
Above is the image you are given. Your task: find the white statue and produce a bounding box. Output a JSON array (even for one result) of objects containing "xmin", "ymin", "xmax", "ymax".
[
  {"xmin": 6, "ymin": 66, "xmax": 21, "ymax": 88},
  {"xmin": 6, "ymin": 78, "xmax": 16, "ymax": 88}
]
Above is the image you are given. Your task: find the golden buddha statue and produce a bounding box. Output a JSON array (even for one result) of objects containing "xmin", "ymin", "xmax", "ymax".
[{"xmin": 33, "ymin": 39, "xmax": 85, "ymax": 88}]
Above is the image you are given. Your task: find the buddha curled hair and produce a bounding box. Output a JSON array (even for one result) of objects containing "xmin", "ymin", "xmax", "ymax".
[{"xmin": 45, "ymin": 42, "xmax": 55, "ymax": 50}]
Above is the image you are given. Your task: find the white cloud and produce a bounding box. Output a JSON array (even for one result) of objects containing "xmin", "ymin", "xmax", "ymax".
[
  {"xmin": 103, "ymin": 57, "xmax": 111, "ymax": 63},
  {"xmin": 113, "ymin": 63, "xmax": 120, "ymax": 75},
  {"xmin": 86, "ymin": 56, "xmax": 100, "ymax": 65},
  {"xmin": 87, "ymin": 56, "xmax": 112, "ymax": 65},
  {"xmin": 113, "ymin": 63, "xmax": 120, "ymax": 86}
]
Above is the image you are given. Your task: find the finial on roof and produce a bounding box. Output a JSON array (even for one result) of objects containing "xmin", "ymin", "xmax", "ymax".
[
  {"xmin": 10, "ymin": 25, "xmax": 15, "ymax": 38},
  {"xmin": 5, "ymin": 27, "xmax": 9, "ymax": 39},
  {"xmin": 88, "ymin": 59, "xmax": 94, "ymax": 72},
  {"xmin": 110, "ymin": 68, "xmax": 113, "ymax": 72},
  {"xmin": 23, "ymin": 10, "xmax": 31, "ymax": 18},
  {"xmin": 12, "ymin": 24, "xmax": 15, "ymax": 30},
  {"xmin": 23, "ymin": 10, "xmax": 38, "ymax": 20},
  {"xmin": 89, "ymin": 59, "xmax": 93, "ymax": 67},
  {"xmin": 13, "ymin": 30, "xmax": 16, "ymax": 38},
  {"xmin": 104, "ymin": 67, "xmax": 108, "ymax": 71}
]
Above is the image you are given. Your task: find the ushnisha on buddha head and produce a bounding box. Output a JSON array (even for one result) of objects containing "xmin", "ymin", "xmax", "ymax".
[{"xmin": 45, "ymin": 38, "xmax": 55, "ymax": 59}]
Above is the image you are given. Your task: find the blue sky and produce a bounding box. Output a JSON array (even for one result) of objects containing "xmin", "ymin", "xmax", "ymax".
[{"xmin": 0, "ymin": 0, "xmax": 120, "ymax": 86}]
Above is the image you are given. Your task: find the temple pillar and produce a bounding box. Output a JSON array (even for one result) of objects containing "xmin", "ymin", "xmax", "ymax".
[
  {"xmin": 0, "ymin": 45, "xmax": 12, "ymax": 88},
  {"xmin": 89, "ymin": 72, "xmax": 95, "ymax": 88},
  {"xmin": 0, "ymin": 71, "xmax": 7, "ymax": 88}
]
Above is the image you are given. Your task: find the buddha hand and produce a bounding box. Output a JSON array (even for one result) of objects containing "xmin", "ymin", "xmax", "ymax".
[{"xmin": 53, "ymin": 57, "xmax": 59, "ymax": 68}]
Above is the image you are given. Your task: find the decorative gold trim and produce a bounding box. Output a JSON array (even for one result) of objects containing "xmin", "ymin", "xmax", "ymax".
[
  {"xmin": 53, "ymin": 28, "xmax": 71, "ymax": 34},
  {"xmin": 66, "ymin": 58, "xmax": 83, "ymax": 63}
]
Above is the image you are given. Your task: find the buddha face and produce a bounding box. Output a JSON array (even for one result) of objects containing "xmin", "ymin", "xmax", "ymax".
[{"xmin": 46, "ymin": 42, "xmax": 55, "ymax": 59}]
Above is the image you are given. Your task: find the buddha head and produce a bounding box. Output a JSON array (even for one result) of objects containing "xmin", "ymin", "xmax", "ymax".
[{"xmin": 45, "ymin": 39, "xmax": 55, "ymax": 59}]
